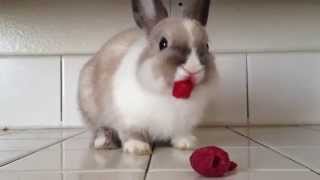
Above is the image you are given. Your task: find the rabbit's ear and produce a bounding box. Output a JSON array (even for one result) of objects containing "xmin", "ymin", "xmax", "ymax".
[
  {"xmin": 132, "ymin": 0, "xmax": 168, "ymax": 33},
  {"xmin": 182, "ymin": 0, "xmax": 211, "ymax": 26}
]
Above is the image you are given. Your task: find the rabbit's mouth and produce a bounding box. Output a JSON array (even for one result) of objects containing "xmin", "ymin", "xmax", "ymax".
[
  {"xmin": 171, "ymin": 66, "xmax": 206, "ymax": 99},
  {"xmin": 172, "ymin": 78, "xmax": 194, "ymax": 99},
  {"xmin": 175, "ymin": 66, "xmax": 205, "ymax": 86}
]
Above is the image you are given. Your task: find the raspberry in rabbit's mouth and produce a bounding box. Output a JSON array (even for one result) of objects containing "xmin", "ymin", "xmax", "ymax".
[{"xmin": 172, "ymin": 77, "xmax": 194, "ymax": 99}]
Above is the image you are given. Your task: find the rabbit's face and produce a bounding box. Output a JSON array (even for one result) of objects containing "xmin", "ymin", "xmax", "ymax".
[{"xmin": 137, "ymin": 18, "xmax": 215, "ymax": 94}]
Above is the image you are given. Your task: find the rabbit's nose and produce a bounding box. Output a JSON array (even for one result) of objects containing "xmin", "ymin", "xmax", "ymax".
[
  {"xmin": 178, "ymin": 66, "xmax": 205, "ymax": 85},
  {"xmin": 181, "ymin": 66, "xmax": 204, "ymax": 76},
  {"xmin": 175, "ymin": 66, "xmax": 205, "ymax": 85}
]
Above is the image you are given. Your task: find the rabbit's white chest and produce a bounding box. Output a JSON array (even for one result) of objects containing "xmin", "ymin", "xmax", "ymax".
[{"xmin": 113, "ymin": 83, "xmax": 204, "ymax": 139}]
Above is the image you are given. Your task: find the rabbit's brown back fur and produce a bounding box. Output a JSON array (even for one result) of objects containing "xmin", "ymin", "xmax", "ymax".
[{"xmin": 78, "ymin": 28, "xmax": 142, "ymax": 129}]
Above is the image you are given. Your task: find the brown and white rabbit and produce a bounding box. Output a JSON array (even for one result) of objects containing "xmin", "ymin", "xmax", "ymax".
[{"xmin": 78, "ymin": 0, "xmax": 217, "ymax": 155}]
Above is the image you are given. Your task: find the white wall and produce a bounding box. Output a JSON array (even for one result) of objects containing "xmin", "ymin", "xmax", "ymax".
[
  {"xmin": 1, "ymin": 0, "xmax": 320, "ymax": 55},
  {"xmin": 0, "ymin": 56, "xmax": 61, "ymax": 127},
  {"xmin": 1, "ymin": 0, "xmax": 320, "ymax": 127}
]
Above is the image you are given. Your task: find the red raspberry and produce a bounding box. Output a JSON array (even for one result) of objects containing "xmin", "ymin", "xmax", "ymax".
[
  {"xmin": 172, "ymin": 78, "xmax": 194, "ymax": 99},
  {"xmin": 190, "ymin": 146, "xmax": 238, "ymax": 177}
]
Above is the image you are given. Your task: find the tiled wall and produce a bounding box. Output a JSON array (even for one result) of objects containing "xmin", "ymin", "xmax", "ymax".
[
  {"xmin": 248, "ymin": 53, "xmax": 320, "ymax": 125},
  {"xmin": 1, "ymin": 0, "xmax": 320, "ymax": 127},
  {"xmin": 0, "ymin": 56, "xmax": 61, "ymax": 127},
  {"xmin": 2, "ymin": 52, "xmax": 320, "ymax": 127}
]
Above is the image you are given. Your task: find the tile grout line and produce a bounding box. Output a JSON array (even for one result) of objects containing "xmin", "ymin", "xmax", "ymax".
[
  {"xmin": 60, "ymin": 55, "xmax": 63, "ymax": 124},
  {"xmin": 227, "ymin": 127, "xmax": 320, "ymax": 175},
  {"xmin": 224, "ymin": 124, "xmax": 309, "ymax": 128},
  {"xmin": 245, "ymin": 53, "xmax": 250, "ymax": 126},
  {"xmin": 60, "ymin": 137, "xmax": 64, "ymax": 180},
  {"xmin": 0, "ymin": 129, "xmax": 86, "ymax": 140},
  {"xmin": 0, "ymin": 130, "xmax": 87, "ymax": 168},
  {"xmin": 0, "ymin": 169, "xmax": 145, "ymax": 173},
  {"xmin": 0, "ymin": 129, "xmax": 30, "ymax": 137},
  {"xmin": 2, "ymin": 50, "xmax": 320, "ymax": 57},
  {"xmin": 169, "ymin": 0, "xmax": 172, "ymax": 15},
  {"xmin": 300, "ymin": 126, "xmax": 320, "ymax": 133},
  {"xmin": 0, "ymin": 131, "xmax": 20, "ymax": 137},
  {"xmin": 148, "ymin": 169, "xmax": 309, "ymax": 172},
  {"xmin": 143, "ymin": 144, "xmax": 155, "ymax": 180},
  {"xmin": 59, "ymin": 54, "xmax": 66, "ymax": 179}
]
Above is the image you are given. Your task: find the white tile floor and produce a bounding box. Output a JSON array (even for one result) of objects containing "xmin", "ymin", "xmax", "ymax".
[{"xmin": 0, "ymin": 127, "xmax": 320, "ymax": 180}]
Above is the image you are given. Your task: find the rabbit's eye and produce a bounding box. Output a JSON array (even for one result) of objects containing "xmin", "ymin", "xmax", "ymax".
[
  {"xmin": 206, "ymin": 43, "xmax": 209, "ymax": 50},
  {"xmin": 159, "ymin": 37, "xmax": 168, "ymax": 50}
]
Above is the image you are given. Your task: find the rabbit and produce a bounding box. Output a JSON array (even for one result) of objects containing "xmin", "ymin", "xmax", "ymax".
[{"xmin": 78, "ymin": 0, "xmax": 217, "ymax": 155}]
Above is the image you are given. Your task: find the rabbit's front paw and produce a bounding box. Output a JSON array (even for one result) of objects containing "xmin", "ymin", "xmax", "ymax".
[
  {"xmin": 94, "ymin": 135, "xmax": 107, "ymax": 149},
  {"xmin": 172, "ymin": 135, "xmax": 196, "ymax": 150},
  {"xmin": 123, "ymin": 139, "xmax": 152, "ymax": 155},
  {"xmin": 93, "ymin": 129, "xmax": 119, "ymax": 150}
]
